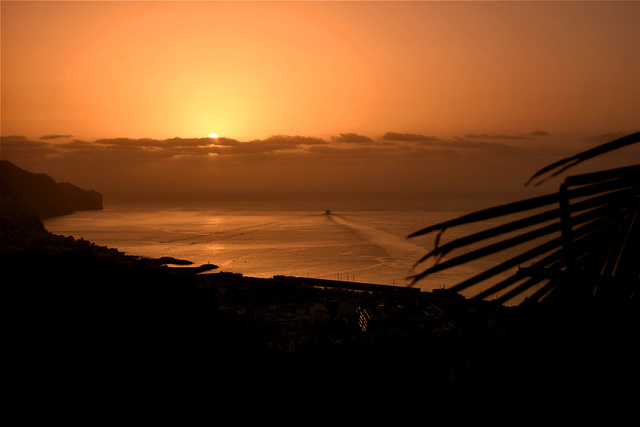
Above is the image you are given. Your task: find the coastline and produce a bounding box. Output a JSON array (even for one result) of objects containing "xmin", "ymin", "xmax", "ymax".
[
  {"xmin": 41, "ymin": 203, "xmax": 447, "ymax": 287},
  {"xmin": 4, "ymin": 197, "xmax": 636, "ymax": 389}
]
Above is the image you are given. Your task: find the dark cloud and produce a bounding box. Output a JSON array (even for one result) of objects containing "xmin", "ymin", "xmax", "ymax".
[
  {"xmin": 465, "ymin": 131, "xmax": 551, "ymax": 140},
  {"xmin": 378, "ymin": 133, "xmax": 526, "ymax": 155},
  {"xmin": 1, "ymin": 135, "xmax": 59, "ymax": 159},
  {"xmin": 0, "ymin": 131, "xmax": 543, "ymax": 169},
  {"xmin": 211, "ymin": 137, "xmax": 241, "ymax": 147},
  {"xmin": 331, "ymin": 133, "xmax": 374, "ymax": 144},
  {"xmin": 39, "ymin": 134, "xmax": 73, "ymax": 140},
  {"xmin": 2, "ymin": 130, "xmax": 581, "ymax": 206},
  {"xmin": 1, "ymin": 130, "xmax": 554, "ymax": 166},
  {"xmin": 529, "ymin": 130, "xmax": 551, "ymax": 137},
  {"xmin": 381, "ymin": 132, "xmax": 440, "ymax": 143},
  {"xmin": 56, "ymin": 140, "xmax": 96, "ymax": 150},
  {"xmin": 259, "ymin": 134, "xmax": 326, "ymax": 146},
  {"xmin": 214, "ymin": 135, "xmax": 327, "ymax": 156},
  {"xmin": 94, "ymin": 137, "xmax": 180, "ymax": 148},
  {"xmin": 165, "ymin": 137, "xmax": 236, "ymax": 148}
]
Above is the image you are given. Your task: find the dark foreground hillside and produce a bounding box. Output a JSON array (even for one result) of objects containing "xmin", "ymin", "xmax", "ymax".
[
  {"xmin": 1, "ymin": 194, "xmax": 489, "ymax": 384},
  {"xmin": 3, "ymin": 198, "xmax": 638, "ymax": 392},
  {"xmin": 2, "ymin": 162, "xmax": 638, "ymax": 394}
]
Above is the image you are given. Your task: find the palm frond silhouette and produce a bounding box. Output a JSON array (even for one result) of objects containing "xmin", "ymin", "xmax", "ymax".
[{"xmin": 409, "ymin": 132, "xmax": 640, "ymax": 307}]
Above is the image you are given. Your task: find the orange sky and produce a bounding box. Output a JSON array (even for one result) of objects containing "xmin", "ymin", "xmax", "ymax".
[{"xmin": 2, "ymin": 1, "xmax": 639, "ymax": 209}]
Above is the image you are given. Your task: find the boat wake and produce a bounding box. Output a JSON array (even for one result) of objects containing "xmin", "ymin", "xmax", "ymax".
[{"xmin": 326, "ymin": 213, "xmax": 426, "ymax": 274}]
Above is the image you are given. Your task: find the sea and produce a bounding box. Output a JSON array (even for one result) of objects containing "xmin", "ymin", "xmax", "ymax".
[{"xmin": 43, "ymin": 198, "xmax": 524, "ymax": 298}]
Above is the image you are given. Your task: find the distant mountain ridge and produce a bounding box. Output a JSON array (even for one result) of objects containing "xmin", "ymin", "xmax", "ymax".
[{"xmin": 0, "ymin": 160, "xmax": 103, "ymax": 219}]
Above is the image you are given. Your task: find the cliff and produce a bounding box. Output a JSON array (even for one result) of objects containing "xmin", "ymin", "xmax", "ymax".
[{"xmin": 0, "ymin": 160, "xmax": 103, "ymax": 219}]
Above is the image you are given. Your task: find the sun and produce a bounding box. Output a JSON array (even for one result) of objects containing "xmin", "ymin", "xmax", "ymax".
[{"xmin": 208, "ymin": 133, "xmax": 218, "ymax": 138}]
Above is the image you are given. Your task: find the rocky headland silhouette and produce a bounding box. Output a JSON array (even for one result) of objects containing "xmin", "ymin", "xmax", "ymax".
[{"xmin": 1, "ymin": 160, "xmax": 103, "ymax": 219}]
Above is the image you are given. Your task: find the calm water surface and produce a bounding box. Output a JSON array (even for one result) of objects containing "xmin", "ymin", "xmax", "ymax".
[{"xmin": 44, "ymin": 201, "xmax": 524, "ymax": 297}]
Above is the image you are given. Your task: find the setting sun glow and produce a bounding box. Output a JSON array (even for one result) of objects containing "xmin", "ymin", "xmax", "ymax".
[{"xmin": 2, "ymin": 1, "xmax": 639, "ymax": 208}]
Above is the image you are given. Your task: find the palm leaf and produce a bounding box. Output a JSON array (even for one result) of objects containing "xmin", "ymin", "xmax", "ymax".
[
  {"xmin": 525, "ymin": 132, "xmax": 640, "ymax": 187},
  {"xmin": 408, "ymin": 132, "xmax": 640, "ymax": 306}
]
